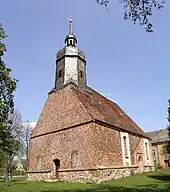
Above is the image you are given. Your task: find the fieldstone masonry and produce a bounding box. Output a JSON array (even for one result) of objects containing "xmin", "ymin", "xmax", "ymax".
[{"xmin": 27, "ymin": 166, "xmax": 154, "ymax": 183}]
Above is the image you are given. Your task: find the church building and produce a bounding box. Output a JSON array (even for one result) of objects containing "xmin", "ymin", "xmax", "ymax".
[{"xmin": 28, "ymin": 19, "xmax": 154, "ymax": 183}]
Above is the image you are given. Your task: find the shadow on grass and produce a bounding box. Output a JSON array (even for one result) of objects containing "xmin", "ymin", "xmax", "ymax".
[
  {"xmin": 148, "ymin": 175, "xmax": 170, "ymax": 182},
  {"xmin": 42, "ymin": 184, "xmax": 170, "ymax": 192}
]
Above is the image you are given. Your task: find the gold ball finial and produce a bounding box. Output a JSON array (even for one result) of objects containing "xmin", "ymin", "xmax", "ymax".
[{"xmin": 69, "ymin": 17, "xmax": 72, "ymax": 23}]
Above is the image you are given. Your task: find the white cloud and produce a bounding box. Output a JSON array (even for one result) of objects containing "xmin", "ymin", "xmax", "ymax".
[
  {"xmin": 23, "ymin": 121, "xmax": 37, "ymax": 130},
  {"xmin": 102, "ymin": 92, "xmax": 112, "ymax": 97},
  {"xmin": 30, "ymin": 121, "xmax": 37, "ymax": 129},
  {"xmin": 100, "ymin": 91, "xmax": 121, "ymax": 105}
]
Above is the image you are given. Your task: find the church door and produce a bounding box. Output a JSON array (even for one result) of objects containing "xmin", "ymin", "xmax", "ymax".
[
  {"xmin": 137, "ymin": 154, "xmax": 144, "ymax": 173},
  {"xmin": 53, "ymin": 159, "xmax": 60, "ymax": 178}
]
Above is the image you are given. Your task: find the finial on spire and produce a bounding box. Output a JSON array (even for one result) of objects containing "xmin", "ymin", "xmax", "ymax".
[
  {"xmin": 69, "ymin": 17, "xmax": 73, "ymax": 35},
  {"xmin": 65, "ymin": 17, "xmax": 77, "ymax": 46}
]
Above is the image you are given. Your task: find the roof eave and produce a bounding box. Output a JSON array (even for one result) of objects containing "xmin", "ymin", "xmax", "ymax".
[{"xmin": 93, "ymin": 119, "xmax": 151, "ymax": 140}]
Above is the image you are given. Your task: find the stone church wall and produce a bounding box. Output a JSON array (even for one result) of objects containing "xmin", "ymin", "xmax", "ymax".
[
  {"xmin": 27, "ymin": 166, "xmax": 154, "ymax": 183},
  {"xmin": 28, "ymin": 122, "xmax": 123, "ymax": 173},
  {"xmin": 28, "ymin": 121, "xmax": 154, "ymax": 183},
  {"xmin": 129, "ymin": 134, "xmax": 153, "ymax": 168},
  {"xmin": 58, "ymin": 166, "xmax": 153, "ymax": 183}
]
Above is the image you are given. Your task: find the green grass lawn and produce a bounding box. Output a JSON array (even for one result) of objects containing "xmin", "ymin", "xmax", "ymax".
[{"xmin": 0, "ymin": 169, "xmax": 170, "ymax": 192}]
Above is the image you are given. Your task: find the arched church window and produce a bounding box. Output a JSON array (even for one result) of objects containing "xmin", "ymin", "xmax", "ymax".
[
  {"xmin": 121, "ymin": 132, "xmax": 131, "ymax": 166},
  {"xmin": 36, "ymin": 156, "xmax": 41, "ymax": 170},
  {"xmin": 71, "ymin": 151, "xmax": 79, "ymax": 168},
  {"xmin": 138, "ymin": 155, "xmax": 143, "ymax": 162},
  {"xmin": 123, "ymin": 136, "xmax": 128, "ymax": 158},
  {"xmin": 145, "ymin": 143, "xmax": 149, "ymax": 160}
]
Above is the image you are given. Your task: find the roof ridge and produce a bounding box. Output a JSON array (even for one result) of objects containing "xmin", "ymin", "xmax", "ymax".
[
  {"xmin": 71, "ymin": 86, "xmax": 148, "ymax": 138},
  {"xmin": 88, "ymin": 87, "xmax": 146, "ymax": 136}
]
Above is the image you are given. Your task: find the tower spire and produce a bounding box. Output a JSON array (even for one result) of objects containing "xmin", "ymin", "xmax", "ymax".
[
  {"xmin": 69, "ymin": 17, "xmax": 73, "ymax": 35},
  {"xmin": 65, "ymin": 17, "xmax": 77, "ymax": 47}
]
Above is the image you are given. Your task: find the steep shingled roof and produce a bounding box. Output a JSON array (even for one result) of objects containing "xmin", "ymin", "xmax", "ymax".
[
  {"xmin": 31, "ymin": 84, "xmax": 149, "ymax": 139},
  {"xmin": 72, "ymin": 86, "xmax": 149, "ymax": 138}
]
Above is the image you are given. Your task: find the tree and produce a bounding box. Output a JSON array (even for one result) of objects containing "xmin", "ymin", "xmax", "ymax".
[
  {"xmin": 22, "ymin": 121, "xmax": 33, "ymax": 171},
  {"xmin": 163, "ymin": 100, "xmax": 170, "ymax": 160},
  {"xmin": 3, "ymin": 110, "xmax": 24, "ymax": 185},
  {"xmin": 0, "ymin": 23, "xmax": 17, "ymax": 155},
  {"xmin": 165, "ymin": 100, "xmax": 170, "ymax": 154},
  {"xmin": 96, "ymin": 0, "xmax": 164, "ymax": 32},
  {"xmin": 168, "ymin": 99, "xmax": 170, "ymax": 125},
  {"xmin": 0, "ymin": 24, "xmax": 19, "ymax": 187}
]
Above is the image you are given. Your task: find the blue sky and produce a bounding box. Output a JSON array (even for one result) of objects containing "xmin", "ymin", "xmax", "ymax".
[{"xmin": 1, "ymin": 0, "xmax": 170, "ymax": 132}]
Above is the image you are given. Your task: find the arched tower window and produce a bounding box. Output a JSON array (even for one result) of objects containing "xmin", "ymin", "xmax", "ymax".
[
  {"xmin": 70, "ymin": 40, "xmax": 72, "ymax": 45},
  {"xmin": 80, "ymin": 70, "xmax": 83, "ymax": 78},
  {"xmin": 58, "ymin": 69, "xmax": 62, "ymax": 78}
]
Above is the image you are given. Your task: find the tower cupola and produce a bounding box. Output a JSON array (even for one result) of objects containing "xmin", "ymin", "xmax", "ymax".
[{"xmin": 65, "ymin": 18, "xmax": 77, "ymax": 47}]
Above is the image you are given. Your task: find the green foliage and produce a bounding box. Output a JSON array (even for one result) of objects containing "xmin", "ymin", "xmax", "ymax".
[
  {"xmin": 161, "ymin": 143, "xmax": 170, "ymax": 157},
  {"xmin": 96, "ymin": 0, "xmax": 164, "ymax": 32},
  {"xmin": 20, "ymin": 159, "xmax": 27, "ymax": 172},
  {"xmin": 0, "ymin": 23, "xmax": 17, "ymax": 156},
  {"xmin": 168, "ymin": 99, "xmax": 170, "ymax": 124},
  {"xmin": 0, "ymin": 24, "xmax": 22, "ymax": 188},
  {"xmin": 0, "ymin": 150, "xmax": 6, "ymax": 174},
  {"xmin": 164, "ymin": 100, "xmax": 170, "ymax": 155},
  {"xmin": 0, "ymin": 24, "xmax": 7, "ymax": 56},
  {"xmin": 9, "ymin": 159, "xmax": 25, "ymax": 177},
  {"xmin": 0, "ymin": 31, "xmax": 17, "ymax": 121}
]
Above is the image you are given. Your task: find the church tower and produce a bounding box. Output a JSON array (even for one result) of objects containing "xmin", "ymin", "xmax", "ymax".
[{"xmin": 55, "ymin": 18, "xmax": 87, "ymax": 90}]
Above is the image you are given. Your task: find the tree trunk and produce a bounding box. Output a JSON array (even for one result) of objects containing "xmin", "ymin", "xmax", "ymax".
[
  {"xmin": 4, "ymin": 166, "xmax": 9, "ymax": 187},
  {"xmin": 4, "ymin": 155, "xmax": 13, "ymax": 187}
]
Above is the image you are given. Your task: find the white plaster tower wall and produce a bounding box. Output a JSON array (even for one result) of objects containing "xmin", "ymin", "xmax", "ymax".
[{"xmin": 64, "ymin": 56, "xmax": 78, "ymax": 85}]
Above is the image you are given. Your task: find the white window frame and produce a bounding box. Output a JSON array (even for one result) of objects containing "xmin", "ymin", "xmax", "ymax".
[
  {"xmin": 120, "ymin": 132, "xmax": 131, "ymax": 166},
  {"xmin": 143, "ymin": 138, "xmax": 150, "ymax": 165}
]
